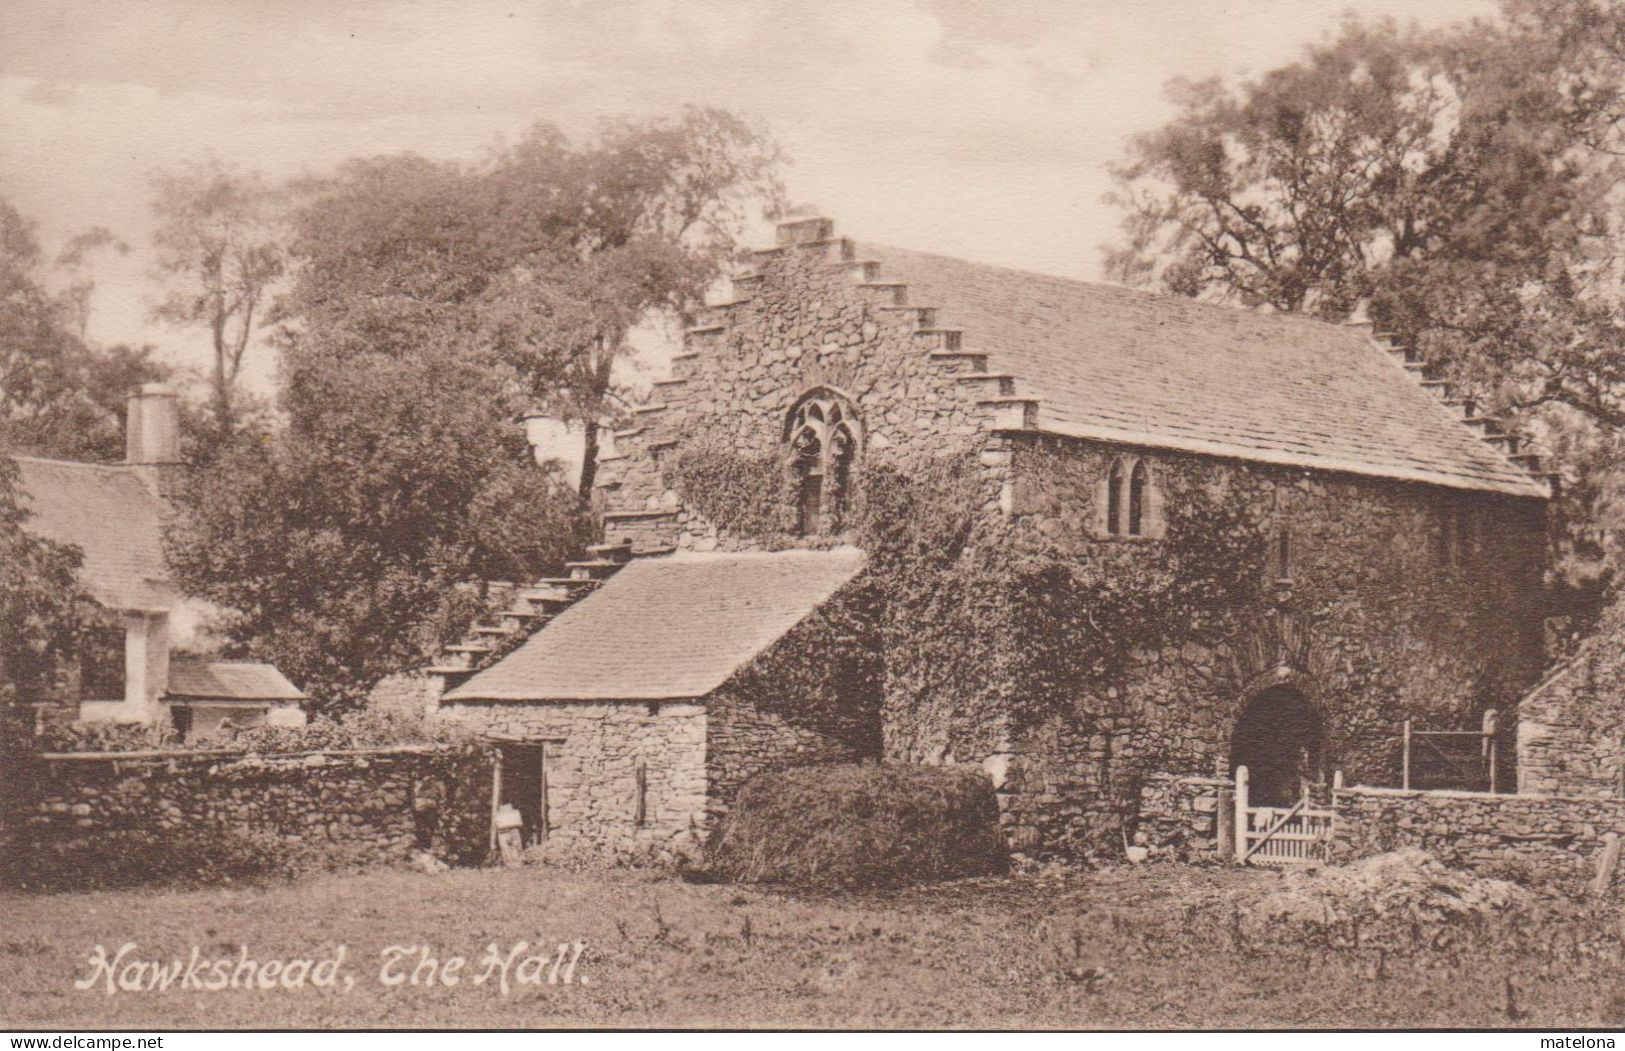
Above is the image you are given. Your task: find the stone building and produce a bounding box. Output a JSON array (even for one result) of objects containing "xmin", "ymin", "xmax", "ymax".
[
  {"xmin": 1517, "ymin": 593, "xmax": 1625, "ymax": 797},
  {"xmin": 429, "ymin": 216, "xmax": 1550, "ymax": 860},
  {"xmin": 10, "ymin": 385, "xmax": 305, "ymax": 737}
]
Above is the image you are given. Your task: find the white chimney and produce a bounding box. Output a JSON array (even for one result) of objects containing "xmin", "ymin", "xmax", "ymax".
[{"xmin": 125, "ymin": 384, "xmax": 181, "ymax": 466}]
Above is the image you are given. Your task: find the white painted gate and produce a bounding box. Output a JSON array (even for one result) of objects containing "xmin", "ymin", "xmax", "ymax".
[{"xmin": 1233, "ymin": 765, "xmax": 1335, "ymax": 865}]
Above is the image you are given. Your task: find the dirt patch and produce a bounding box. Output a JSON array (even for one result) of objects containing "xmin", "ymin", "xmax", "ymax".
[{"xmin": 1235, "ymin": 848, "xmax": 1543, "ymax": 953}]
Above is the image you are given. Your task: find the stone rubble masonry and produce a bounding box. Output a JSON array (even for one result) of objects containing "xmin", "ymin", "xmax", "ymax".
[
  {"xmin": 439, "ymin": 590, "xmax": 880, "ymax": 856},
  {"xmin": 1139, "ymin": 774, "xmax": 1625, "ymax": 896},
  {"xmin": 580, "ymin": 217, "xmax": 1548, "ymax": 862},
  {"xmin": 1516, "ymin": 595, "xmax": 1625, "ymax": 797},
  {"xmin": 1331, "ymin": 785, "xmax": 1625, "ymax": 894},
  {"xmin": 441, "ymin": 700, "xmax": 710, "ymax": 858},
  {"xmin": 1136, "ymin": 773, "xmax": 1231, "ymax": 862},
  {"xmin": 3, "ymin": 746, "xmax": 493, "ymax": 867}
]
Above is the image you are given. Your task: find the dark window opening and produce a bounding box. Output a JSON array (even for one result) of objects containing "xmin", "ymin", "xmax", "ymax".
[
  {"xmin": 1106, "ymin": 460, "xmax": 1125, "ymax": 535},
  {"xmin": 1128, "ymin": 461, "xmax": 1148, "ymax": 536},
  {"xmin": 79, "ymin": 626, "xmax": 125, "ymax": 700},
  {"xmin": 169, "ymin": 704, "xmax": 193, "ymax": 740},
  {"xmin": 1276, "ymin": 529, "xmax": 1293, "ymax": 581},
  {"xmin": 634, "ymin": 759, "xmax": 648, "ymax": 827}
]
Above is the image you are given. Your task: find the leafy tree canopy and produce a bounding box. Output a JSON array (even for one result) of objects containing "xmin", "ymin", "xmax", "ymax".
[
  {"xmin": 0, "ymin": 197, "xmax": 170, "ymax": 462},
  {"xmin": 169, "ymin": 107, "xmax": 782, "ymax": 710}
]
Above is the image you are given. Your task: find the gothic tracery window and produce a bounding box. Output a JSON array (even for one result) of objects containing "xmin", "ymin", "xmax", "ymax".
[{"xmin": 787, "ymin": 390, "xmax": 862, "ymax": 536}]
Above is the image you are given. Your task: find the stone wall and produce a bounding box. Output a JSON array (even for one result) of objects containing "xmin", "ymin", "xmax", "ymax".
[
  {"xmin": 1330, "ymin": 785, "xmax": 1625, "ymax": 894},
  {"xmin": 989, "ymin": 435, "xmax": 1545, "ymax": 857},
  {"xmin": 1135, "ymin": 773, "xmax": 1231, "ymax": 862},
  {"xmin": 1517, "ymin": 595, "xmax": 1625, "ymax": 797},
  {"xmin": 2, "ymin": 746, "xmax": 493, "ymax": 869},
  {"xmin": 704, "ymin": 593, "xmax": 883, "ymax": 820},
  {"xmin": 440, "ymin": 700, "xmax": 708, "ymax": 857}
]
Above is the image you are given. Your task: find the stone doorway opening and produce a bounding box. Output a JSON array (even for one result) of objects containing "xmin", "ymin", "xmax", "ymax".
[
  {"xmin": 1230, "ymin": 685, "xmax": 1322, "ymax": 807},
  {"xmin": 497, "ymin": 743, "xmax": 548, "ymax": 847}
]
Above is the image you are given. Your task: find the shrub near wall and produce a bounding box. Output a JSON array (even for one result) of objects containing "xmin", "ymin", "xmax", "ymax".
[
  {"xmin": 1, "ymin": 741, "xmax": 494, "ymax": 890},
  {"xmin": 703, "ymin": 763, "xmax": 1008, "ymax": 889}
]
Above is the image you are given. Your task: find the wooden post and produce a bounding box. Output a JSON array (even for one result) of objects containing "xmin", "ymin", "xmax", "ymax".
[
  {"xmin": 1402, "ymin": 719, "xmax": 1412, "ymax": 790},
  {"xmin": 538, "ymin": 744, "xmax": 550, "ymax": 841},
  {"xmin": 1234, "ymin": 765, "xmax": 1250, "ymax": 863},
  {"xmin": 1483, "ymin": 708, "xmax": 1498, "ymax": 794},
  {"xmin": 488, "ymin": 751, "xmax": 503, "ymax": 855},
  {"xmin": 1593, "ymin": 832, "xmax": 1622, "ymax": 898}
]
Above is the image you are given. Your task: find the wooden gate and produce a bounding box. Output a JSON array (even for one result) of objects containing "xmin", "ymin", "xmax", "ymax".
[{"xmin": 1233, "ymin": 765, "xmax": 1335, "ymax": 865}]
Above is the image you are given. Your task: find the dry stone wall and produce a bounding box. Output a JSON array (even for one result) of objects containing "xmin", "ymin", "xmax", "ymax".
[
  {"xmin": 3, "ymin": 746, "xmax": 492, "ymax": 868},
  {"xmin": 1331, "ymin": 785, "xmax": 1625, "ymax": 894}
]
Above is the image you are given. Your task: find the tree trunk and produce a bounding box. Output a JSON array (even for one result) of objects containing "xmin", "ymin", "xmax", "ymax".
[
  {"xmin": 577, "ymin": 418, "xmax": 599, "ymax": 500},
  {"xmin": 212, "ymin": 311, "xmax": 232, "ymax": 437}
]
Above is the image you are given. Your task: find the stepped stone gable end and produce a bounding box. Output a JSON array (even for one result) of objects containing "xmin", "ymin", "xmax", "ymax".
[{"xmin": 567, "ymin": 217, "xmax": 1549, "ymax": 859}]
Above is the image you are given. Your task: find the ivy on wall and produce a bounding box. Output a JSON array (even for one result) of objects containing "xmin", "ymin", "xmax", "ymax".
[{"xmin": 663, "ymin": 442, "xmax": 794, "ymax": 540}]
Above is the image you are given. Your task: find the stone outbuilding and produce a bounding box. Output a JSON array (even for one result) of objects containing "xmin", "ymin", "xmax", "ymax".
[{"xmin": 439, "ymin": 548, "xmax": 874, "ymax": 854}]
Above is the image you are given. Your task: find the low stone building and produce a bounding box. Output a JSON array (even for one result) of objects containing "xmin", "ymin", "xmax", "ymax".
[
  {"xmin": 1517, "ymin": 594, "xmax": 1625, "ymax": 797},
  {"xmin": 10, "ymin": 385, "xmax": 305, "ymax": 738},
  {"xmin": 425, "ymin": 215, "xmax": 1550, "ymax": 860},
  {"xmin": 439, "ymin": 548, "xmax": 874, "ymax": 853}
]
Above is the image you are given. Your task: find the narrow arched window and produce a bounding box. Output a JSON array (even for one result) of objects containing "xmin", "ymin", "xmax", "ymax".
[
  {"xmin": 786, "ymin": 389, "xmax": 863, "ymax": 536},
  {"xmin": 1128, "ymin": 460, "xmax": 1149, "ymax": 536},
  {"xmin": 1107, "ymin": 459, "xmax": 1125, "ymax": 535},
  {"xmin": 1276, "ymin": 528, "xmax": 1293, "ymax": 581}
]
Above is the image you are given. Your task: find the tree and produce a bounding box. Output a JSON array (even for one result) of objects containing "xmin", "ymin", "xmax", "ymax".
[
  {"xmin": 167, "ymin": 353, "xmax": 590, "ymax": 712},
  {"xmin": 1105, "ymin": 4, "xmax": 1625, "ymax": 580},
  {"xmin": 0, "ymin": 457, "xmax": 94, "ymax": 744},
  {"xmin": 0, "ymin": 197, "xmax": 170, "ymax": 462},
  {"xmin": 479, "ymin": 109, "xmax": 784, "ymax": 494},
  {"xmin": 169, "ymin": 107, "xmax": 781, "ymax": 709},
  {"xmin": 151, "ymin": 160, "xmax": 286, "ymax": 437}
]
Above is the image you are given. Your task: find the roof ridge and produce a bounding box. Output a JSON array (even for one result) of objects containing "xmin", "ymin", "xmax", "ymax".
[
  {"xmin": 9, "ymin": 454, "xmax": 144, "ymax": 474},
  {"xmin": 858, "ymin": 241, "xmax": 1357, "ymax": 337}
]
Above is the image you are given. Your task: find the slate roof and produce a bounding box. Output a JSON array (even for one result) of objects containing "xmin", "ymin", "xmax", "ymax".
[
  {"xmin": 12, "ymin": 456, "xmax": 177, "ymax": 610},
  {"xmin": 167, "ymin": 659, "xmax": 306, "ymax": 702},
  {"xmin": 445, "ymin": 548, "xmax": 866, "ymax": 702},
  {"xmin": 862, "ymin": 244, "xmax": 1548, "ymax": 499}
]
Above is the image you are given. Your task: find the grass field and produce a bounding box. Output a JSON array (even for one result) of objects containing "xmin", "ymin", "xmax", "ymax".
[{"xmin": 4, "ymin": 862, "xmax": 1623, "ymax": 1030}]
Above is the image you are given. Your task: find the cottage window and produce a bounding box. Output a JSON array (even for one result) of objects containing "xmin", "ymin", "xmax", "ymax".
[
  {"xmin": 79, "ymin": 626, "xmax": 125, "ymax": 701},
  {"xmin": 787, "ymin": 390, "xmax": 862, "ymax": 536}
]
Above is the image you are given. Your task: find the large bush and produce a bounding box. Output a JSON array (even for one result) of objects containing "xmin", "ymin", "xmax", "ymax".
[{"xmin": 702, "ymin": 763, "xmax": 1008, "ymax": 889}]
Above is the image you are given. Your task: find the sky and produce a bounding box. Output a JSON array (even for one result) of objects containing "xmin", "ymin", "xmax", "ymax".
[{"xmin": 0, "ymin": 0, "xmax": 1500, "ymax": 394}]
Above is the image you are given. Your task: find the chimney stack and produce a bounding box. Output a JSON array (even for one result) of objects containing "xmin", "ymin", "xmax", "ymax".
[{"xmin": 125, "ymin": 384, "xmax": 180, "ymax": 466}]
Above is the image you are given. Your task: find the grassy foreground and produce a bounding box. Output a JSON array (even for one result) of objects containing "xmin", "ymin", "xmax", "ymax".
[{"xmin": 3, "ymin": 862, "xmax": 1622, "ymax": 1030}]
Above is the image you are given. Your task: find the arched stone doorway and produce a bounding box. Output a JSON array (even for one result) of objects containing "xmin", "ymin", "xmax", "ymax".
[{"xmin": 1230, "ymin": 685, "xmax": 1322, "ymax": 806}]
